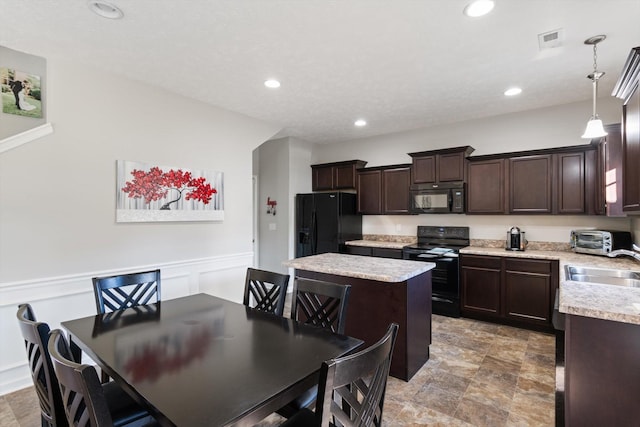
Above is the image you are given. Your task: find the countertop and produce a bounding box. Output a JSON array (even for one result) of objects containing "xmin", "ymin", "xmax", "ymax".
[
  {"xmin": 283, "ymin": 253, "xmax": 435, "ymax": 283},
  {"xmin": 460, "ymin": 246, "xmax": 640, "ymax": 325}
]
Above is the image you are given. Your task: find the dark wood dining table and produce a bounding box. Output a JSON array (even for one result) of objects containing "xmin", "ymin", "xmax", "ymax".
[{"xmin": 62, "ymin": 293, "xmax": 363, "ymax": 426}]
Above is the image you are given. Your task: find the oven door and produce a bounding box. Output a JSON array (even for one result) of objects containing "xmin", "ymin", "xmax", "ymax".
[{"xmin": 403, "ymin": 251, "xmax": 459, "ymax": 298}]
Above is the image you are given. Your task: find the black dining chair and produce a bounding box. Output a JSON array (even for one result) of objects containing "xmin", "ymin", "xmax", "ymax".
[
  {"xmin": 16, "ymin": 303, "xmax": 68, "ymax": 427},
  {"xmin": 243, "ymin": 268, "xmax": 290, "ymax": 316},
  {"xmin": 280, "ymin": 323, "xmax": 399, "ymax": 427},
  {"xmin": 277, "ymin": 278, "xmax": 352, "ymax": 418},
  {"xmin": 290, "ymin": 278, "xmax": 351, "ymax": 334},
  {"xmin": 48, "ymin": 329, "xmax": 158, "ymax": 427},
  {"xmin": 92, "ymin": 270, "xmax": 161, "ymax": 314}
]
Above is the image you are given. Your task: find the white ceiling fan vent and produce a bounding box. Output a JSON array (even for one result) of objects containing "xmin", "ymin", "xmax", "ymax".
[{"xmin": 538, "ymin": 29, "xmax": 564, "ymax": 50}]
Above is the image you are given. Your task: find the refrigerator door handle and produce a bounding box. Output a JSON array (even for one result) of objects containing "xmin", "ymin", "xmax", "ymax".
[{"xmin": 312, "ymin": 211, "xmax": 317, "ymax": 254}]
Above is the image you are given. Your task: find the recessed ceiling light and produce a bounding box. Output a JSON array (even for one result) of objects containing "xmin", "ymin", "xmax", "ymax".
[
  {"xmin": 504, "ymin": 87, "xmax": 522, "ymax": 96},
  {"xmin": 354, "ymin": 119, "xmax": 367, "ymax": 127},
  {"xmin": 88, "ymin": 0, "xmax": 124, "ymax": 19},
  {"xmin": 264, "ymin": 79, "xmax": 281, "ymax": 89},
  {"xmin": 463, "ymin": 0, "xmax": 495, "ymax": 17}
]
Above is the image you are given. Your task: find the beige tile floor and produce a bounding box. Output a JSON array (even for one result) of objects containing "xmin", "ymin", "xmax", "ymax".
[{"xmin": 1, "ymin": 315, "xmax": 556, "ymax": 427}]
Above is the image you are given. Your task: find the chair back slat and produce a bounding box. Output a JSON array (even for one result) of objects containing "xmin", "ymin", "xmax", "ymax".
[
  {"xmin": 16, "ymin": 304, "xmax": 68, "ymax": 427},
  {"xmin": 93, "ymin": 270, "xmax": 161, "ymax": 314},
  {"xmin": 291, "ymin": 278, "xmax": 351, "ymax": 334},
  {"xmin": 316, "ymin": 323, "xmax": 399, "ymax": 427},
  {"xmin": 243, "ymin": 268, "xmax": 289, "ymax": 316},
  {"xmin": 48, "ymin": 330, "xmax": 114, "ymax": 427}
]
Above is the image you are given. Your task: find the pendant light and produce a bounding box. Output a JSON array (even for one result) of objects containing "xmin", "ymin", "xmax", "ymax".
[{"xmin": 581, "ymin": 35, "xmax": 607, "ymax": 139}]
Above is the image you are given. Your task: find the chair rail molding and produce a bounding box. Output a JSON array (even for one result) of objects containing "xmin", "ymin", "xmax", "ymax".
[{"xmin": 0, "ymin": 122, "xmax": 54, "ymax": 154}]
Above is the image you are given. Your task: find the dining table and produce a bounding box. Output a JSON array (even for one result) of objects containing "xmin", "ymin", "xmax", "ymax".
[{"xmin": 62, "ymin": 293, "xmax": 363, "ymax": 426}]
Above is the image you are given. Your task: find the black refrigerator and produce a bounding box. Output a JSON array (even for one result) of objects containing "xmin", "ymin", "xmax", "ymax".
[{"xmin": 295, "ymin": 192, "xmax": 362, "ymax": 257}]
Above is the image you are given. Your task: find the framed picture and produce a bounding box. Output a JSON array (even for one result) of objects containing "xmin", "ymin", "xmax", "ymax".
[
  {"xmin": 1, "ymin": 67, "xmax": 43, "ymax": 118},
  {"xmin": 116, "ymin": 160, "xmax": 224, "ymax": 222}
]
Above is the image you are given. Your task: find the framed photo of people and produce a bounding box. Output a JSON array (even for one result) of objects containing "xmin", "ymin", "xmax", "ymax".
[{"xmin": 0, "ymin": 67, "xmax": 43, "ymax": 118}]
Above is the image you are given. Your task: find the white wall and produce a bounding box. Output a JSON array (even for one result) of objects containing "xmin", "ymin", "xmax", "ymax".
[
  {"xmin": 311, "ymin": 97, "xmax": 631, "ymax": 243},
  {"xmin": 0, "ymin": 57, "xmax": 280, "ymax": 394}
]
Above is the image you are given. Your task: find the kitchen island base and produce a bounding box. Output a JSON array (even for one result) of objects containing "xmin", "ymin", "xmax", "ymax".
[{"xmin": 295, "ymin": 269, "xmax": 432, "ymax": 381}]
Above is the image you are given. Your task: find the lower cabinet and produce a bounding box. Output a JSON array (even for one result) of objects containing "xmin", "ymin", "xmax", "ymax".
[
  {"xmin": 460, "ymin": 254, "xmax": 558, "ymax": 330},
  {"xmin": 342, "ymin": 245, "xmax": 403, "ymax": 259}
]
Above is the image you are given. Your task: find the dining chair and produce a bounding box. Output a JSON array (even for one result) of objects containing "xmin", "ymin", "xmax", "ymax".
[
  {"xmin": 16, "ymin": 303, "xmax": 68, "ymax": 427},
  {"xmin": 277, "ymin": 278, "xmax": 352, "ymax": 418},
  {"xmin": 290, "ymin": 278, "xmax": 351, "ymax": 334},
  {"xmin": 280, "ymin": 323, "xmax": 399, "ymax": 427},
  {"xmin": 243, "ymin": 268, "xmax": 290, "ymax": 316},
  {"xmin": 47, "ymin": 329, "xmax": 157, "ymax": 427},
  {"xmin": 92, "ymin": 270, "xmax": 161, "ymax": 314}
]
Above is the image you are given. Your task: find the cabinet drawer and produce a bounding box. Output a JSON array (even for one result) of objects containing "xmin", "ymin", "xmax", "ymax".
[
  {"xmin": 504, "ymin": 258, "xmax": 552, "ymax": 274},
  {"xmin": 460, "ymin": 254, "xmax": 502, "ymax": 269},
  {"xmin": 372, "ymin": 247, "xmax": 403, "ymax": 259},
  {"xmin": 343, "ymin": 246, "xmax": 372, "ymax": 256}
]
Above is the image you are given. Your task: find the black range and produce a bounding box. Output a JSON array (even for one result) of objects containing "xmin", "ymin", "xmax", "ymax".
[{"xmin": 402, "ymin": 226, "xmax": 470, "ymax": 318}]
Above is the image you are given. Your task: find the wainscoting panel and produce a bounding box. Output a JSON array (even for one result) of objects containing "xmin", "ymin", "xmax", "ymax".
[{"xmin": 0, "ymin": 252, "xmax": 253, "ymax": 395}]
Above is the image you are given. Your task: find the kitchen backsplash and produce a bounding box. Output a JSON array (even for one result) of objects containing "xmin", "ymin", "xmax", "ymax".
[
  {"xmin": 470, "ymin": 239, "xmax": 572, "ymax": 251},
  {"xmin": 363, "ymin": 234, "xmax": 417, "ymax": 244}
]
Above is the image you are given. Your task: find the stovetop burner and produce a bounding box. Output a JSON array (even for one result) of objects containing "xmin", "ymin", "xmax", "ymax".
[{"xmin": 403, "ymin": 226, "xmax": 470, "ymax": 254}]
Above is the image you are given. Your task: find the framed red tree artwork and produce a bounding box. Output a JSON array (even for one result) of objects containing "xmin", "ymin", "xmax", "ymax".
[{"xmin": 116, "ymin": 160, "xmax": 224, "ymax": 222}]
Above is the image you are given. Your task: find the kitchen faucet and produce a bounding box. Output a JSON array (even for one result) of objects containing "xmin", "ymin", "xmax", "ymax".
[{"xmin": 607, "ymin": 244, "xmax": 640, "ymax": 262}]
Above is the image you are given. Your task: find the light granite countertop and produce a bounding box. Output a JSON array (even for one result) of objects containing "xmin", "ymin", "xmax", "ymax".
[
  {"xmin": 461, "ymin": 246, "xmax": 640, "ymax": 325},
  {"xmin": 283, "ymin": 253, "xmax": 435, "ymax": 283}
]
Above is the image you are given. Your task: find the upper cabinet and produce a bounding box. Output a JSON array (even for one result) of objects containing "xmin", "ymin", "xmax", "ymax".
[
  {"xmin": 467, "ymin": 145, "xmax": 600, "ymax": 215},
  {"xmin": 356, "ymin": 164, "xmax": 411, "ymax": 215},
  {"xmin": 612, "ymin": 47, "xmax": 640, "ymax": 213},
  {"xmin": 408, "ymin": 146, "xmax": 475, "ymax": 185},
  {"xmin": 312, "ymin": 160, "xmax": 367, "ymax": 191}
]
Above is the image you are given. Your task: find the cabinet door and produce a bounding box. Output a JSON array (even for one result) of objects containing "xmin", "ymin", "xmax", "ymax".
[
  {"xmin": 383, "ymin": 167, "xmax": 410, "ymax": 214},
  {"xmin": 623, "ymin": 86, "xmax": 640, "ymax": 211},
  {"xmin": 411, "ymin": 156, "xmax": 436, "ymax": 184},
  {"xmin": 438, "ymin": 152, "xmax": 466, "ymax": 182},
  {"xmin": 461, "ymin": 256, "xmax": 501, "ymax": 317},
  {"xmin": 602, "ymin": 125, "xmax": 624, "ymax": 216},
  {"xmin": 467, "ymin": 159, "xmax": 507, "ymax": 214},
  {"xmin": 371, "ymin": 248, "xmax": 403, "ymax": 259},
  {"xmin": 335, "ymin": 164, "xmax": 356, "ymax": 189},
  {"xmin": 556, "ymin": 152, "xmax": 585, "ymax": 214},
  {"xmin": 510, "ymin": 155, "xmax": 552, "ymax": 213},
  {"xmin": 504, "ymin": 259, "xmax": 552, "ymax": 326},
  {"xmin": 357, "ymin": 170, "xmax": 382, "ymax": 214},
  {"xmin": 312, "ymin": 166, "xmax": 334, "ymax": 191}
]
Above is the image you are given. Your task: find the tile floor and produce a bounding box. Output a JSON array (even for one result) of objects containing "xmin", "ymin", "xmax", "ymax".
[{"xmin": 1, "ymin": 315, "xmax": 556, "ymax": 427}]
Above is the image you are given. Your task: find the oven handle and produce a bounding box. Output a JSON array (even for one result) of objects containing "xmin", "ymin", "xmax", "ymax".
[{"xmin": 433, "ymin": 296, "xmax": 454, "ymax": 304}]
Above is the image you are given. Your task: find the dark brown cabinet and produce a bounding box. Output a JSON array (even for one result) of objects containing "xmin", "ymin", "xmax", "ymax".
[
  {"xmin": 341, "ymin": 245, "xmax": 404, "ymax": 259},
  {"xmin": 613, "ymin": 47, "xmax": 640, "ymax": 213},
  {"xmin": 467, "ymin": 145, "xmax": 599, "ymax": 215},
  {"xmin": 408, "ymin": 146, "xmax": 474, "ymax": 185},
  {"xmin": 460, "ymin": 255, "xmax": 501, "ymax": 317},
  {"xmin": 460, "ymin": 254, "xmax": 558, "ymax": 331},
  {"xmin": 466, "ymin": 158, "xmax": 508, "ymax": 214},
  {"xmin": 356, "ymin": 165, "xmax": 411, "ymax": 215},
  {"xmin": 312, "ymin": 160, "xmax": 367, "ymax": 191},
  {"xmin": 509, "ymin": 154, "xmax": 553, "ymax": 214},
  {"xmin": 595, "ymin": 124, "xmax": 624, "ymax": 216}
]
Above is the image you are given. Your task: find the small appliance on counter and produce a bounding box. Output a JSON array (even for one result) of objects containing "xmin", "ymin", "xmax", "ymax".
[
  {"xmin": 506, "ymin": 226, "xmax": 527, "ymax": 251},
  {"xmin": 570, "ymin": 229, "xmax": 633, "ymax": 256}
]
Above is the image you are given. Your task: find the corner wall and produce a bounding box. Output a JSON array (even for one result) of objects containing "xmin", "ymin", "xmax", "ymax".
[{"xmin": 0, "ymin": 57, "xmax": 280, "ymax": 394}]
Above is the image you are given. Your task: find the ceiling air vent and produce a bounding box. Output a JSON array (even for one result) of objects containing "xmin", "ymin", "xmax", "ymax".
[{"xmin": 538, "ymin": 29, "xmax": 563, "ymax": 50}]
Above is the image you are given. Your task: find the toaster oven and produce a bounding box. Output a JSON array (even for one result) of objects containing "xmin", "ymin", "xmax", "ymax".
[{"xmin": 570, "ymin": 230, "xmax": 633, "ymax": 255}]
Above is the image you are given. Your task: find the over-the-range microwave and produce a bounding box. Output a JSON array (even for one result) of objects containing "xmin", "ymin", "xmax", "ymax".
[{"xmin": 409, "ymin": 183, "xmax": 465, "ymax": 214}]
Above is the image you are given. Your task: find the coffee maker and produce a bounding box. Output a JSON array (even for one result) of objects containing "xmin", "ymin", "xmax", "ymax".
[{"xmin": 506, "ymin": 226, "xmax": 527, "ymax": 251}]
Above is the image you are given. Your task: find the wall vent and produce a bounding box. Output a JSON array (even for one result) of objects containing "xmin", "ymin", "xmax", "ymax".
[{"xmin": 538, "ymin": 29, "xmax": 564, "ymax": 50}]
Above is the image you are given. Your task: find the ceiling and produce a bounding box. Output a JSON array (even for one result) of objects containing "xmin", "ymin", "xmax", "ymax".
[{"xmin": 1, "ymin": 0, "xmax": 639, "ymax": 144}]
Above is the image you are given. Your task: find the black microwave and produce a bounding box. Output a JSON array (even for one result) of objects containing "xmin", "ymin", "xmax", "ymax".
[{"xmin": 409, "ymin": 183, "xmax": 465, "ymax": 214}]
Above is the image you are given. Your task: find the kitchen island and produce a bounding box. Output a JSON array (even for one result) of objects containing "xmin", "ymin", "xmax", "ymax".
[{"xmin": 284, "ymin": 253, "xmax": 435, "ymax": 381}]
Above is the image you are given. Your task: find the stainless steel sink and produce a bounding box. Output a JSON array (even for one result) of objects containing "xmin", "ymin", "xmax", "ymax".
[{"xmin": 564, "ymin": 265, "xmax": 640, "ymax": 287}]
